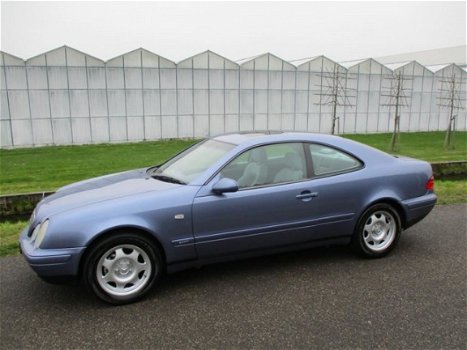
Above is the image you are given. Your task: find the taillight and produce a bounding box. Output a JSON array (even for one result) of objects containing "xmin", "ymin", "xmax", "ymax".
[{"xmin": 425, "ymin": 176, "xmax": 435, "ymax": 191}]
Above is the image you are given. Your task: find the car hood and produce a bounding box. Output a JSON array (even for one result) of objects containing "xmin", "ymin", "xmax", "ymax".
[{"xmin": 34, "ymin": 169, "xmax": 180, "ymax": 219}]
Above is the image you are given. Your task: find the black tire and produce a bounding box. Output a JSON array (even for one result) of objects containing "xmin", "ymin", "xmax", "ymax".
[
  {"xmin": 83, "ymin": 233, "xmax": 162, "ymax": 305},
  {"xmin": 352, "ymin": 203, "xmax": 402, "ymax": 258}
]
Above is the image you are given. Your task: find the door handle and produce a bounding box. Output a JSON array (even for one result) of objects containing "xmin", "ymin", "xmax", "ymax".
[{"xmin": 296, "ymin": 191, "xmax": 318, "ymax": 201}]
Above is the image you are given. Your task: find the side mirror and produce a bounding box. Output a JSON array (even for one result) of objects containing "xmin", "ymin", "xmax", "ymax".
[{"xmin": 212, "ymin": 178, "xmax": 239, "ymax": 195}]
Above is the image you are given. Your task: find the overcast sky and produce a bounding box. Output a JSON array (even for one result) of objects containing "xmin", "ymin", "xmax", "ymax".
[{"xmin": 1, "ymin": 1, "xmax": 465, "ymax": 63}]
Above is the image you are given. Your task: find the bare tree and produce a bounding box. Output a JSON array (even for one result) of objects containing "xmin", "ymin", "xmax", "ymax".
[
  {"xmin": 315, "ymin": 65, "xmax": 355, "ymax": 135},
  {"xmin": 437, "ymin": 73, "xmax": 465, "ymax": 149},
  {"xmin": 381, "ymin": 71, "xmax": 412, "ymax": 152}
]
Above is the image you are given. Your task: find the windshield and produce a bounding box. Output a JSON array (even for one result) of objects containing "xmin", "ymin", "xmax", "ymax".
[{"xmin": 151, "ymin": 139, "xmax": 235, "ymax": 184}]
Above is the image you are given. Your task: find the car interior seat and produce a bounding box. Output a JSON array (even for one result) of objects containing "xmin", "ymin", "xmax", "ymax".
[
  {"xmin": 273, "ymin": 152, "xmax": 304, "ymax": 183},
  {"xmin": 237, "ymin": 148, "xmax": 268, "ymax": 188}
]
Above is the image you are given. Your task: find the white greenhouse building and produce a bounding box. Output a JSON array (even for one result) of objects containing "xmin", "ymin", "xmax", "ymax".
[{"xmin": 1, "ymin": 46, "xmax": 465, "ymax": 148}]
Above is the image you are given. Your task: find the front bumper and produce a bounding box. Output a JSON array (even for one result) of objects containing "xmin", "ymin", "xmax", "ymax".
[
  {"xmin": 19, "ymin": 227, "xmax": 86, "ymax": 278},
  {"xmin": 401, "ymin": 192, "xmax": 437, "ymax": 229}
]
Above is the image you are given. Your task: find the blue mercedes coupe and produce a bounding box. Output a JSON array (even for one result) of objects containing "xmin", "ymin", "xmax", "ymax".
[{"xmin": 20, "ymin": 132, "xmax": 436, "ymax": 304}]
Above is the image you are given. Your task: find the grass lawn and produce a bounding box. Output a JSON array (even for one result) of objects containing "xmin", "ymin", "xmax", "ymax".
[
  {"xmin": 0, "ymin": 221, "xmax": 26, "ymax": 256},
  {"xmin": 0, "ymin": 131, "xmax": 465, "ymax": 194},
  {"xmin": 0, "ymin": 139, "xmax": 197, "ymax": 194},
  {"xmin": 1, "ymin": 180, "xmax": 464, "ymax": 257},
  {"xmin": 344, "ymin": 131, "xmax": 467, "ymax": 162}
]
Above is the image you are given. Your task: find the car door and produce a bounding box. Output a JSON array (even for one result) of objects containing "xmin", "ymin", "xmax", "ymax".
[{"xmin": 192, "ymin": 142, "xmax": 322, "ymax": 258}]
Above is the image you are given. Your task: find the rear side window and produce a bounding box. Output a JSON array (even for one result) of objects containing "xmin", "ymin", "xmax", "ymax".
[{"xmin": 309, "ymin": 144, "xmax": 362, "ymax": 176}]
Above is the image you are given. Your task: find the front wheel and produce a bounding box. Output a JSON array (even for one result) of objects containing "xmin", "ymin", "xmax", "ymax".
[
  {"xmin": 83, "ymin": 233, "xmax": 162, "ymax": 304},
  {"xmin": 352, "ymin": 203, "xmax": 402, "ymax": 258}
]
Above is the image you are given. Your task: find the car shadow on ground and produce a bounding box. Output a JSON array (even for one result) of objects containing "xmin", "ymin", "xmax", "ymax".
[{"xmin": 23, "ymin": 244, "xmax": 354, "ymax": 308}]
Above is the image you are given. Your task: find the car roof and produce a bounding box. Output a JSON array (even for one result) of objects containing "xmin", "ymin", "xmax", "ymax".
[{"xmin": 213, "ymin": 131, "xmax": 347, "ymax": 147}]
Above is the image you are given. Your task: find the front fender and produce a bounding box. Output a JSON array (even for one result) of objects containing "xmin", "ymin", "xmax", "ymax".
[{"xmin": 40, "ymin": 186, "xmax": 200, "ymax": 264}]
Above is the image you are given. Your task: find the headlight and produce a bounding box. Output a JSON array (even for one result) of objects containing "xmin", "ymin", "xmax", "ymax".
[
  {"xmin": 33, "ymin": 219, "xmax": 49, "ymax": 249},
  {"xmin": 30, "ymin": 224, "xmax": 41, "ymax": 241}
]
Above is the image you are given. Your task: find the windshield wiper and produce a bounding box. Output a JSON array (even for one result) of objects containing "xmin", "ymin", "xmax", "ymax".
[{"xmin": 151, "ymin": 174, "xmax": 186, "ymax": 185}]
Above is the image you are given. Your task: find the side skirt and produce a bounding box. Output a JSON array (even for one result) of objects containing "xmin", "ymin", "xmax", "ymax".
[{"xmin": 166, "ymin": 236, "xmax": 351, "ymax": 274}]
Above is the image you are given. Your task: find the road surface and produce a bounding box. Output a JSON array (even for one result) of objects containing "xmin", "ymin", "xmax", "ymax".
[{"xmin": 1, "ymin": 204, "xmax": 465, "ymax": 349}]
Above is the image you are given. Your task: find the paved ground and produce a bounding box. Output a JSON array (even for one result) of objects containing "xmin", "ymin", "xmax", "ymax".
[{"xmin": 1, "ymin": 204, "xmax": 466, "ymax": 349}]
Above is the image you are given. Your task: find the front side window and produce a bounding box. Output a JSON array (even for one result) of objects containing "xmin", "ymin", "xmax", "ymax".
[
  {"xmin": 309, "ymin": 144, "xmax": 362, "ymax": 176},
  {"xmin": 154, "ymin": 140, "xmax": 235, "ymax": 184},
  {"xmin": 220, "ymin": 143, "xmax": 306, "ymax": 189}
]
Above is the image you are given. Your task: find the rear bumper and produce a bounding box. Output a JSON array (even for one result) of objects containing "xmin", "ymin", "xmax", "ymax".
[
  {"xmin": 401, "ymin": 192, "xmax": 437, "ymax": 229},
  {"xmin": 19, "ymin": 227, "xmax": 85, "ymax": 279}
]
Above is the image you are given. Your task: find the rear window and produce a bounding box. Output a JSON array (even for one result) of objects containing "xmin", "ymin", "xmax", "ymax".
[{"xmin": 309, "ymin": 144, "xmax": 362, "ymax": 176}]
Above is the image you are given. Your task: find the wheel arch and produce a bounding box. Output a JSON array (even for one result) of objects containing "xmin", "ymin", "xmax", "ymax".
[
  {"xmin": 77, "ymin": 225, "xmax": 167, "ymax": 282},
  {"xmin": 361, "ymin": 197, "xmax": 407, "ymax": 229}
]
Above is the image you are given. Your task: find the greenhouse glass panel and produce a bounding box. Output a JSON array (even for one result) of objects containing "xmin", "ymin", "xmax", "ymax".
[
  {"xmin": 26, "ymin": 67, "xmax": 47, "ymax": 89},
  {"xmin": 0, "ymin": 120, "xmax": 12, "ymax": 147},
  {"xmin": 107, "ymin": 90, "xmax": 126, "ymax": 116},
  {"xmin": 269, "ymin": 90, "xmax": 282, "ymax": 114},
  {"xmin": 209, "ymin": 69, "xmax": 224, "ymax": 89},
  {"xmin": 269, "ymin": 71, "xmax": 282, "ymax": 90},
  {"xmin": 240, "ymin": 90, "xmax": 253, "ymax": 114},
  {"xmin": 32, "ymin": 119, "xmax": 53, "ymax": 145},
  {"xmin": 160, "ymin": 90, "xmax": 177, "ymax": 115},
  {"xmin": 282, "ymin": 113, "xmax": 295, "ymax": 131},
  {"xmin": 254, "ymin": 90, "xmax": 267, "ymax": 113},
  {"xmin": 210, "ymin": 90, "xmax": 224, "ymax": 114},
  {"xmin": 144, "ymin": 116, "xmax": 161, "ymax": 139},
  {"xmin": 47, "ymin": 67, "xmax": 68, "ymax": 89},
  {"xmin": 52, "ymin": 119, "xmax": 71, "ymax": 144},
  {"xmin": 254, "ymin": 114, "xmax": 267, "ymax": 130},
  {"xmin": 210, "ymin": 114, "xmax": 225, "ymax": 136},
  {"xmin": 177, "ymin": 90, "xmax": 193, "ymax": 115},
  {"xmin": 127, "ymin": 116, "xmax": 144, "ymax": 140},
  {"xmin": 239, "ymin": 114, "xmax": 253, "ymax": 131},
  {"xmin": 254, "ymin": 70, "xmax": 268, "ymax": 89},
  {"xmin": 193, "ymin": 115, "xmax": 209, "ymax": 137},
  {"xmin": 282, "ymin": 90, "xmax": 295, "ymax": 113},
  {"xmin": 225, "ymin": 89, "xmax": 239, "ymax": 114},
  {"xmin": 124, "ymin": 68, "xmax": 142, "ymax": 89},
  {"xmin": 109, "ymin": 117, "xmax": 127, "ymax": 141},
  {"xmin": 142, "ymin": 68, "xmax": 159, "ymax": 89},
  {"xmin": 126, "ymin": 90, "xmax": 144, "ymax": 116},
  {"xmin": 29, "ymin": 91, "xmax": 50, "ymax": 118},
  {"xmin": 225, "ymin": 69, "xmax": 239, "ymax": 89},
  {"xmin": 69, "ymin": 90, "xmax": 89, "ymax": 117},
  {"xmin": 177, "ymin": 68, "xmax": 192, "ymax": 89},
  {"xmin": 89, "ymin": 90, "xmax": 107, "ymax": 117},
  {"xmin": 225, "ymin": 114, "xmax": 239, "ymax": 133},
  {"xmin": 143, "ymin": 90, "xmax": 160, "ymax": 116},
  {"xmin": 49, "ymin": 91, "xmax": 70, "ymax": 119},
  {"xmin": 72, "ymin": 118, "xmax": 92, "ymax": 143},
  {"xmin": 178, "ymin": 115, "xmax": 194, "ymax": 138},
  {"xmin": 194, "ymin": 90, "xmax": 209, "ymax": 114},
  {"xmin": 268, "ymin": 114, "xmax": 281, "ymax": 130},
  {"xmin": 106, "ymin": 67, "xmax": 125, "ymax": 89},
  {"xmin": 68, "ymin": 67, "xmax": 87, "ymax": 89},
  {"xmin": 91, "ymin": 117, "xmax": 109, "ymax": 142},
  {"xmin": 193, "ymin": 69, "xmax": 208, "ymax": 89},
  {"xmin": 4, "ymin": 67, "xmax": 27, "ymax": 90}
]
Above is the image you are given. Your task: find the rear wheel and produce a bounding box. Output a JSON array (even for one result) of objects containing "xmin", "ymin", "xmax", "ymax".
[
  {"xmin": 83, "ymin": 233, "xmax": 162, "ymax": 304},
  {"xmin": 352, "ymin": 203, "xmax": 402, "ymax": 258}
]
